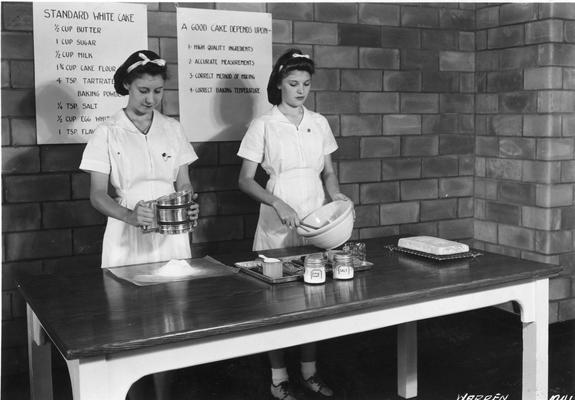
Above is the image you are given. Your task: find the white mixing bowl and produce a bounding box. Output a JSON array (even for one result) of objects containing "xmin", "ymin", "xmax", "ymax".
[{"xmin": 297, "ymin": 200, "xmax": 354, "ymax": 249}]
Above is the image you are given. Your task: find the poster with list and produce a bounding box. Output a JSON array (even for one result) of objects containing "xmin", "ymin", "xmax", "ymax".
[
  {"xmin": 177, "ymin": 8, "xmax": 272, "ymax": 142},
  {"xmin": 33, "ymin": 3, "xmax": 147, "ymax": 144}
]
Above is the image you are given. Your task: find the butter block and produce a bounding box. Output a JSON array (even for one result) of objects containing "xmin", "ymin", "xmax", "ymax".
[{"xmin": 398, "ymin": 236, "xmax": 469, "ymax": 255}]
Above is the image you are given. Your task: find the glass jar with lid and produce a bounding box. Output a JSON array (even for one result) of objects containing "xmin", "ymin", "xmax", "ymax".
[
  {"xmin": 333, "ymin": 252, "xmax": 354, "ymax": 280},
  {"xmin": 303, "ymin": 254, "xmax": 326, "ymax": 284}
]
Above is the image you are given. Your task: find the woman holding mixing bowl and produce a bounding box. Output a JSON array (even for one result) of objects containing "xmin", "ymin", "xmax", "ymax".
[
  {"xmin": 238, "ymin": 48, "xmax": 350, "ymax": 400},
  {"xmin": 79, "ymin": 49, "xmax": 199, "ymax": 399}
]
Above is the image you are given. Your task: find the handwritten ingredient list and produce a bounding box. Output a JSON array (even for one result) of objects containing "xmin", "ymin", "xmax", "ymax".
[
  {"xmin": 177, "ymin": 8, "xmax": 272, "ymax": 142},
  {"xmin": 33, "ymin": 3, "xmax": 147, "ymax": 144}
]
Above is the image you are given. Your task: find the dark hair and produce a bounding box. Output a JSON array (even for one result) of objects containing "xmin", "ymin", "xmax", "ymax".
[
  {"xmin": 267, "ymin": 48, "xmax": 315, "ymax": 105},
  {"xmin": 113, "ymin": 50, "xmax": 168, "ymax": 96}
]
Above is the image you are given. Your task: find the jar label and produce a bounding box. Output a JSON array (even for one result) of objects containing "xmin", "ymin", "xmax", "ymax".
[
  {"xmin": 334, "ymin": 265, "xmax": 354, "ymax": 280},
  {"xmin": 304, "ymin": 267, "xmax": 325, "ymax": 284}
]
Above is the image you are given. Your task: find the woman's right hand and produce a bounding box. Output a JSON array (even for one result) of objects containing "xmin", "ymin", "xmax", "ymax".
[
  {"xmin": 273, "ymin": 200, "xmax": 300, "ymax": 229},
  {"xmin": 129, "ymin": 200, "xmax": 155, "ymax": 227}
]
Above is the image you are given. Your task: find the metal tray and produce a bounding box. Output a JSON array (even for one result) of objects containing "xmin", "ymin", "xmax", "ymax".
[
  {"xmin": 234, "ymin": 260, "xmax": 303, "ymax": 284},
  {"xmin": 235, "ymin": 254, "xmax": 373, "ymax": 284},
  {"xmin": 386, "ymin": 245, "xmax": 482, "ymax": 261}
]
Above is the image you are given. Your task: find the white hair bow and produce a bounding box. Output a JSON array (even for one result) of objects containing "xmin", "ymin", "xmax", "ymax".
[
  {"xmin": 126, "ymin": 53, "xmax": 166, "ymax": 73},
  {"xmin": 278, "ymin": 53, "xmax": 310, "ymax": 72}
]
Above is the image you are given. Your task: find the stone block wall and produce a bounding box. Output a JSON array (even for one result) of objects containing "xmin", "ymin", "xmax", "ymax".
[
  {"xmin": 2, "ymin": 1, "xmax": 574, "ymax": 378},
  {"xmin": 474, "ymin": 3, "xmax": 575, "ymax": 322},
  {"xmin": 317, "ymin": 3, "xmax": 476, "ymax": 241}
]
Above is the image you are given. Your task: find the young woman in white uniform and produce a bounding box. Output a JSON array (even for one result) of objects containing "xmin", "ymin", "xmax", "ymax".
[
  {"xmin": 79, "ymin": 50, "xmax": 199, "ymax": 400},
  {"xmin": 238, "ymin": 49, "xmax": 351, "ymax": 400},
  {"xmin": 80, "ymin": 50, "xmax": 199, "ymax": 269}
]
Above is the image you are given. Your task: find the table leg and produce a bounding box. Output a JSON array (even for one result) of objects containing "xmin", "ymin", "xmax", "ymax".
[
  {"xmin": 397, "ymin": 321, "xmax": 417, "ymax": 399},
  {"xmin": 521, "ymin": 279, "xmax": 549, "ymax": 400},
  {"xmin": 66, "ymin": 357, "xmax": 132, "ymax": 400},
  {"xmin": 27, "ymin": 305, "xmax": 53, "ymax": 400}
]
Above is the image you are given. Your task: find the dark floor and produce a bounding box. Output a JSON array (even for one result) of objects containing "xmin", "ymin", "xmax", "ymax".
[{"xmin": 3, "ymin": 307, "xmax": 575, "ymax": 400}]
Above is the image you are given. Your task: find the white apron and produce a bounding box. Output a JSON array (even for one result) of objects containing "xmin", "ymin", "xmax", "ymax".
[
  {"xmin": 253, "ymin": 168, "xmax": 325, "ymax": 251},
  {"xmin": 102, "ymin": 181, "xmax": 191, "ymax": 268}
]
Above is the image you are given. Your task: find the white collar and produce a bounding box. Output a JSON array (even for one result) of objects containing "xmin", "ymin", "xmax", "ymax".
[
  {"xmin": 115, "ymin": 109, "xmax": 156, "ymax": 135},
  {"xmin": 272, "ymin": 105, "xmax": 307, "ymax": 124}
]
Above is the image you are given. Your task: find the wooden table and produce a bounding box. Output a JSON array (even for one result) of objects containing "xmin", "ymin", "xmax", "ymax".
[{"xmin": 15, "ymin": 236, "xmax": 560, "ymax": 400}]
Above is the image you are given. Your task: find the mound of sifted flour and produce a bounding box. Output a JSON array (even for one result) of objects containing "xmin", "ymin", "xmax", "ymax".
[{"xmin": 155, "ymin": 259, "xmax": 194, "ymax": 277}]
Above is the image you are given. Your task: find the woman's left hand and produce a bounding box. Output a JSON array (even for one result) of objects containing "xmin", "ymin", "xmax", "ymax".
[
  {"xmin": 332, "ymin": 192, "xmax": 355, "ymax": 221},
  {"xmin": 187, "ymin": 193, "xmax": 200, "ymax": 227},
  {"xmin": 332, "ymin": 192, "xmax": 352, "ymax": 203}
]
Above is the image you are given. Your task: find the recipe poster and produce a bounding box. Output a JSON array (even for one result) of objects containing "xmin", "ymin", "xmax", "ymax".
[
  {"xmin": 177, "ymin": 8, "xmax": 272, "ymax": 142},
  {"xmin": 33, "ymin": 2, "xmax": 147, "ymax": 144}
]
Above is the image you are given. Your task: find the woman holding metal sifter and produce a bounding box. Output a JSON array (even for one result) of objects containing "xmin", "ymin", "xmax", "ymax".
[
  {"xmin": 238, "ymin": 48, "xmax": 349, "ymax": 400},
  {"xmin": 80, "ymin": 49, "xmax": 199, "ymax": 400},
  {"xmin": 80, "ymin": 49, "xmax": 199, "ymax": 270}
]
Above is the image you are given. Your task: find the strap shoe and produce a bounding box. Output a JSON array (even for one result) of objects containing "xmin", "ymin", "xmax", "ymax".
[
  {"xmin": 270, "ymin": 381, "xmax": 298, "ymax": 400},
  {"xmin": 301, "ymin": 374, "xmax": 334, "ymax": 398}
]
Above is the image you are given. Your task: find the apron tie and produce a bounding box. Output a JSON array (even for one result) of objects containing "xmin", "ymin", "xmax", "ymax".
[
  {"xmin": 267, "ymin": 168, "xmax": 319, "ymax": 193},
  {"xmin": 117, "ymin": 181, "xmax": 174, "ymax": 209}
]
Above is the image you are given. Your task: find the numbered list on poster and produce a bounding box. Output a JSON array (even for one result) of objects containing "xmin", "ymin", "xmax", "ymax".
[
  {"xmin": 33, "ymin": 3, "xmax": 147, "ymax": 144},
  {"xmin": 177, "ymin": 8, "xmax": 272, "ymax": 142}
]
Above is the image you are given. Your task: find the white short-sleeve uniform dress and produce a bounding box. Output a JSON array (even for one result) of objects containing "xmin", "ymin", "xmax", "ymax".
[
  {"xmin": 80, "ymin": 109, "xmax": 198, "ymax": 268},
  {"xmin": 238, "ymin": 106, "xmax": 338, "ymax": 251}
]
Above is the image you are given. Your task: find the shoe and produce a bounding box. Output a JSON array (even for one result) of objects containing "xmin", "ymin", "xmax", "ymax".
[
  {"xmin": 270, "ymin": 381, "xmax": 298, "ymax": 400},
  {"xmin": 301, "ymin": 374, "xmax": 334, "ymax": 398}
]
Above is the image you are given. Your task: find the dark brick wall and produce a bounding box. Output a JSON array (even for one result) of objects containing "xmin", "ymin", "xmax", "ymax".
[
  {"xmin": 474, "ymin": 3, "xmax": 575, "ymax": 323},
  {"xmin": 2, "ymin": 2, "xmax": 575, "ymax": 377}
]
